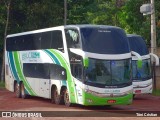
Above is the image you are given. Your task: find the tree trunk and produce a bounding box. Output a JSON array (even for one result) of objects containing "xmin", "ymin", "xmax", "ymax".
[{"xmin": 1, "ymin": 0, "xmax": 11, "ymax": 82}]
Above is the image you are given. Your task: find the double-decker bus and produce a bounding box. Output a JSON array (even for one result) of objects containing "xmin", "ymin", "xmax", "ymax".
[
  {"xmin": 127, "ymin": 34, "xmax": 159, "ymax": 96},
  {"xmin": 5, "ymin": 25, "xmax": 138, "ymax": 106}
]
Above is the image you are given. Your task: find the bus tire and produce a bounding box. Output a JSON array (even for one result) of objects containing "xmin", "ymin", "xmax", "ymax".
[
  {"xmin": 15, "ymin": 82, "xmax": 21, "ymax": 98},
  {"xmin": 64, "ymin": 88, "xmax": 72, "ymax": 107},
  {"xmin": 21, "ymin": 83, "xmax": 28, "ymax": 99},
  {"xmin": 51, "ymin": 87, "xmax": 62, "ymax": 105}
]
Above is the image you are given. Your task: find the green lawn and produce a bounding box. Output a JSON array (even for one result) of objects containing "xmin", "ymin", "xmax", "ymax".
[
  {"xmin": 152, "ymin": 89, "xmax": 160, "ymax": 96},
  {"xmin": 0, "ymin": 82, "xmax": 5, "ymax": 88}
]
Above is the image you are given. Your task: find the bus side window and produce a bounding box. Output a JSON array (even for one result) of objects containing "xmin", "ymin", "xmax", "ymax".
[
  {"xmin": 16, "ymin": 36, "xmax": 24, "ymax": 51},
  {"xmin": 23, "ymin": 34, "xmax": 36, "ymax": 50},
  {"xmin": 6, "ymin": 37, "xmax": 17, "ymax": 51},
  {"xmin": 33, "ymin": 33, "xmax": 41, "ymax": 50},
  {"xmin": 65, "ymin": 29, "xmax": 80, "ymax": 48},
  {"xmin": 23, "ymin": 63, "xmax": 50, "ymax": 79},
  {"xmin": 71, "ymin": 64, "xmax": 82, "ymax": 80},
  {"xmin": 51, "ymin": 30, "xmax": 64, "ymax": 52},
  {"xmin": 69, "ymin": 52, "xmax": 83, "ymax": 81},
  {"xmin": 41, "ymin": 31, "xmax": 52, "ymax": 49},
  {"xmin": 6, "ymin": 38, "xmax": 11, "ymax": 51},
  {"xmin": 50, "ymin": 64, "xmax": 67, "ymax": 80}
]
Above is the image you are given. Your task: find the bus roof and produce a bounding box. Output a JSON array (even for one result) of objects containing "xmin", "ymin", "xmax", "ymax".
[
  {"xmin": 127, "ymin": 34, "xmax": 149, "ymax": 55},
  {"xmin": 7, "ymin": 24, "xmax": 122, "ymax": 38},
  {"xmin": 6, "ymin": 26, "xmax": 64, "ymax": 38},
  {"xmin": 64, "ymin": 24, "xmax": 121, "ymax": 29}
]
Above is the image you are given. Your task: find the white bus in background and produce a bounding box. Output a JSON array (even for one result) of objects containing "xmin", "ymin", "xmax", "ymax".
[
  {"xmin": 5, "ymin": 25, "xmax": 141, "ymax": 106},
  {"xmin": 127, "ymin": 34, "xmax": 159, "ymax": 97}
]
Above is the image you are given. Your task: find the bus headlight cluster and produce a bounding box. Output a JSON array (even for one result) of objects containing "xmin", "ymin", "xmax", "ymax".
[
  {"xmin": 85, "ymin": 89, "xmax": 100, "ymax": 96},
  {"xmin": 133, "ymin": 82, "xmax": 152, "ymax": 88}
]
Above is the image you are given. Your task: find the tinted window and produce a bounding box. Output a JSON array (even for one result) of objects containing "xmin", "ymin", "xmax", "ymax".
[
  {"xmin": 65, "ymin": 29, "xmax": 80, "ymax": 48},
  {"xmin": 128, "ymin": 36, "xmax": 149, "ymax": 55},
  {"xmin": 6, "ymin": 34, "xmax": 41, "ymax": 51},
  {"xmin": 6, "ymin": 38, "xmax": 11, "ymax": 51},
  {"xmin": 132, "ymin": 59, "xmax": 151, "ymax": 80},
  {"xmin": 15, "ymin": 36, "xmax": 23, "ymax": 50},
  {"xmin": 41, "ymin": 31, "xmax": 52, "ymax": 49},
  {"xmin": 23, "ymin": 63, "xmax": 50, "ymax": 79},
  {"xmin": 85, "ymin": 59, "xmax": 132, "ymax": 87},
  {"xmin": 51, "ymin": 31, "xmax": 64, "ymax": 51},
  {"xmin": 50, "ymin": 64, "xmax": 67, "ymax": 80},
  {"xmin": 6, "ymin": 30, "xmax": 63, "ymax": 51},
  {"xmin": 23, "ymin": 34, "xmax": 40, "ymax": 50},
  {"xmin": 23, "ymin": 63, "xmax": 67, "ymax": 80},
  {"xmin": 68, "ymin": 51, "xmax": 83, "ymax": 80},
  {"xmin": 6, "ymin": 37, "xmax": 18, "ymax": 51},
  {"xmin": 81, "ymin": 27, "xmax": 129, "ymax": 54}
]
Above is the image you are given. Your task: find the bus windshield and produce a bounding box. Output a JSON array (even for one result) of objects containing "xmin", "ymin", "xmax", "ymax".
[
  {"xmin": 85, "ymin": 58, "xmax": 131, "ymax": 87},
  {"xmin": 128, "ymin": 35, "xmax": 149, "ymax": 56},
  {"xmin": 80, "ymin": 27, "xmax": 129, "ymax": 54},
  {"xmin": 132, "ymin": 59, "xmax": 151, "ymax": 80}
]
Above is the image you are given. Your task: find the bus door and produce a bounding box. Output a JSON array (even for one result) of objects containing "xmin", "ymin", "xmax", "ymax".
[
  {"xmin": 71, "ymin": 62, "xmax": 83, "ymax": 104},
  {"xmin": 38, "ymin": 64, "xmax": 50, "ymax": 98}
]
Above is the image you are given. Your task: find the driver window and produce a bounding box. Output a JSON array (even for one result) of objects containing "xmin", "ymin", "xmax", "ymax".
[
  {"xmin": 71, "ymin": 63, "xmax": 82, "ymax": 80},
  {"xmin": 65, "ymin": 29, "xmax": 80, "ymax": 48}
]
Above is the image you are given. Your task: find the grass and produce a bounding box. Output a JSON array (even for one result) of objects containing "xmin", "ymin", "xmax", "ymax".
[
  {"xmin": 152, "ymin": 89, "xmax": 160, "ymax": 96},
  {"xmin": 0, "ymin": 81, "xmax": 5, "ymax": 88}
]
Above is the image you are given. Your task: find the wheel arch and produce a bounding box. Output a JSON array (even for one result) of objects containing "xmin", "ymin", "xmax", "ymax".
[
  {"xmin": 60, "ymin": 86, "xmax": 67, "ymax": 96},
  {"xmin": 14, "ymin": 80, "xmax": 17, "ymax": 92}
]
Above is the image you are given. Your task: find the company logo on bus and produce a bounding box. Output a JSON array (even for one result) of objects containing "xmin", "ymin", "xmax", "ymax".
[
  {"xmin": 22, "ymin": 52, "xmax": 40, "ymax": 60},
  {"xmin": 107, "ymin": 100, "xmax": 116, "ymax": 104}
]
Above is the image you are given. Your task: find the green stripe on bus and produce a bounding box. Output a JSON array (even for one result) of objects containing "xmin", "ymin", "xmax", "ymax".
[
  {"xmin": 48, "ymin": 49, "xmax": 78, "ymax": 103},
  {"xmin": 13, "ymin": 51, "xmax": 36, "ymax": 96}
]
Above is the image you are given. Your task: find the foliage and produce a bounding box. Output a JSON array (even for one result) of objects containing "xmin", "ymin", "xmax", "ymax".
[
  {"xmin": 152, "ymin": 89, "xmax": 160, "ymax": 96},
  {"xmin": 0, "ymin": 0, "xmax": 160, "ymax": 57},
  {"xmin": 118, "ymin": 0, "xmax": 151, "ymax": 44},
  {"xmin": 9, "ymin": 0, "xmax": 64, "ymax": 34},
  {"xmin": 155, "ymin": 0, "xmax": 160, "ymax": 46}
]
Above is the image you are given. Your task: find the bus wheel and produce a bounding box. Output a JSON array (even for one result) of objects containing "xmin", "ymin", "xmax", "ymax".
[
  {"xmin": 15, "ymin": 82, "xmax": 21, "ymax": 98},
  {"xmin": 64, "ymin": 88, "xmax": 72, "ymax": 107},
  {"xmin": 51, "ymin": 87, "xmax": 62, "ymax": 105},
  {"xmin": 21, "ymin": 83, "xmax": 28, "ymax": 99}
]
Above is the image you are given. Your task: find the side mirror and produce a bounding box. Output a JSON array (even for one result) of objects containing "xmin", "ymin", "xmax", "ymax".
[
  {"xmin": 150, "ymin": 53, "xmax": 159, "ymax": 66},
  {"xmin": 131, "ymin": 51, "xmax": 142, "ymax": 68},
  {"xmin": 83, "ymin": 58, "xmax": 89, "ymax": 68}
]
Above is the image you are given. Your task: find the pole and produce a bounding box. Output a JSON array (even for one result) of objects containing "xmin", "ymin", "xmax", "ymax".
[
  {"xmin": 151, "ymin": 0, "xmax": 156, "ymax": 54},
  {"xmin": 64, "ymin": 0, "xmax": 67, "ymax": 25},
  {"xmin": 151, "ymin": 0, "xmax": 157, "ymax": 91}
]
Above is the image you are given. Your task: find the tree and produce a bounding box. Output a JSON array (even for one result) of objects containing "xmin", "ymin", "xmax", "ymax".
[
  {"xmin": 155, "ymin": 0, "xmax": 160, "ymax": 46},
  {"xmin": 1, "ymin": 0, "xmax": 11, "ymax": 82},
  {"xmin": 67, "ymin": 0, "xmax": 93, "ymax": 24},
  {"xmin": 118, "ymin": 0, "xmax": 151, "ymax": 44}
]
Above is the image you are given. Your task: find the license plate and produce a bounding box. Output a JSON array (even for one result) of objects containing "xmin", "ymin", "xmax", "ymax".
[
  {"xmin": 135, "ymin": 90, "xmax": 141, "ymax": 94},
  {"xmin": 107, "ymin": 100, "xmax": 116, "ymax": 104}
]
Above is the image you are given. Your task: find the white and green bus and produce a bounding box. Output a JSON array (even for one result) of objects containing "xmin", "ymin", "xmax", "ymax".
[
  {"xmin": 5, "ymin": 25, "xmax": 137, "ymax": 106},
  {"xmin": 127, "ymin": 34, "xmax": 159, "ymax": 96}
]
